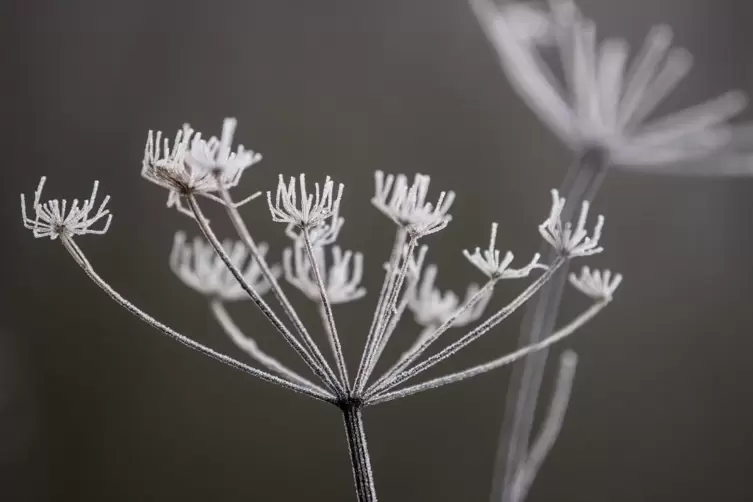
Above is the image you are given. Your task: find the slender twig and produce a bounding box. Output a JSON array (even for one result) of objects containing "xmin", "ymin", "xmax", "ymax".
[
  {"xmin": 367, "ymin": 301, "xmax": 603, "ymax": 405},
  {"xmin": 60, "ymin": 235, "xmax": 335, "ymax": 404},
  {"xmin": 367, "ymin": 260, "xmax": 564, "ymax": 399},
  {"xmin": 353, "ymin": 228, "xmax": 407, "ymax": 393},
  {"xmin": 186, "ymin": 194, "xmax": 339, "ymax": 395},
  {"xmin": 357, "ymin": 235, "xmax": 418, "ymax": 392},
  {"xmin": 210, "ymin": 299, "xmax": 325, "ymax": 392},
  {"xmin": 217, "ymin": 182, "xmax": 343, "ymax": 396},
  {"xmin": 302, "ymin": 227, "xmax": 350, "ymax": 387},
  {"xmin": 508, "ymin": 351, "xmax": 579, "ymax": 502},
  {"xmin": 370, "ymin": 279, "xmax": 497, "ymax": 391}
]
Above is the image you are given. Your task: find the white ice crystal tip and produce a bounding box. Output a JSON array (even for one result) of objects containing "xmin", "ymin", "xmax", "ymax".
[
  {"xmin": 170, "ymin": 232, "xmax": 280, "ymax": 301},
  {"xmin": 408, "ymin": 265, "xmax": 492, "ymax": 328},
  {"xmin": 539, "ymin": 189, "xmax": 604, "ymax": 258},
  {"xmin": 142, "ymin": 122, "xmax": 261, "ymax": 217},
  {"xmin": 471, "ymin": 0, "xmax": 747, "ymax": 167},
  {"xmin": 268, "ymin": 174, "xmax": 344, "ymax": 230},
  {"xmin": 283, "ymin": 241, "xmax": 366, "ymax": 304},
  {"xmin": 186, "ymin": 117, "xmax": 262, "ymax": 176},
  {"xmin": 372, "ymin": 171, "xmax": 455, "ymax": 238},
  {"xmin": 21, "ymin": 176, "xmax": 112, "ymax": 240},
  {"xmin": 569, "ymin": 266, "xmax": 623, "ymax": 301},
  {"xmin": 463, "ymin": 222, "xmax": 547, "ymax": 279}
]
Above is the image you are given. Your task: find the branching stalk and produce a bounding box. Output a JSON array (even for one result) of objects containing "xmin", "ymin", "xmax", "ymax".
[
  {"xmin": 186, "ymin": 194, "xmax": 340, "ymax": 395},
  {"xmin": 60, "ymin": 235, "xmax": 335, "ymax": 404},
  {"xmin": 302, "ymin": 227, "xmax": 350, "ymax": 387},
  {"xmin": 367, "ymin": 301, "xmax": 603, "ymax": 405},
  {"xmin": 217, "ymin": 182, "xmax": 343, "ymax": 396},
  {"xmin": 210, "ymin": 299, "xmax": 323, "ymax": 391},
  {"xmin": 367, "ymin": 259, "xmax": 565, "ymax": 398}
]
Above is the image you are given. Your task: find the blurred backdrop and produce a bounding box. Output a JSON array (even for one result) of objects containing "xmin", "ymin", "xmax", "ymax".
[{"xmin": 2, "ymin": 0, "xmax": 753, "ymax": 500}]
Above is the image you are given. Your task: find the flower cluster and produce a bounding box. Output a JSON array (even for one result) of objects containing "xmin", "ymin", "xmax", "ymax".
[
  {"xmin": 464, "ymin": 222, "xmax": 546, "ymax": 279},
  {"xmin": 539, "ymin": 189, "xmax": 604, "ymax": 257},
  {"xmin": 372, "ymin": 171, "xmax": 455, "ymax": 237},
  {"xmin": 142, "ymin": 119, "xmax": 262, "ymax": 216},
  {"xmin": 283, "ymin": 242, "xmax": 366, "ymax": 304},
  {"xmin": 21, "ymin": 176, "xmax": 112, "ymax": 240},
  {"xmin": 569, "ymin": 266, "xmax": 623, "ymax": 301}
]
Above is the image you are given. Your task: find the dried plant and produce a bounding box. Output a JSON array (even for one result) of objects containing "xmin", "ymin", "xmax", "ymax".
[
  {"xmin": 22, "ymin": 114, "xmax": 623, "ymax": 500},
  {"xmin": 470, "ymin": 1, "xmax": 747, "ymax": 502}
]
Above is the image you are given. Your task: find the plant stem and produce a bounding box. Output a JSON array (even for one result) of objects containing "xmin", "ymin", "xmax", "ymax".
[
  {"xmin": 491, "ymin": 148, "xmax": 609, "ymax": 502},
  {"xmin": 341, "ymin": 402, "xmax": 378, "ymax": 502}
]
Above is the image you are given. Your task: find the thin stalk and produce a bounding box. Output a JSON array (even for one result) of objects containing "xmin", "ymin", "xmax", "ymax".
[
  {"xmin": 354, "ymin": 229, "xmax": 409, "ymax": 393},
  {"xmin": 367, "ymin": 258, "xmax": 565, "ymax": 398},
  {"xmin": 60, "ymin": 235, "xmax": 335, "ymax": 404},
  {"xmin": 186, "ymin": 194, "xmax": 338, "ymax": 395},
  {"xmin": 364, "ymin": 280, "xmax": 415, "ymax": 381},
  {"xmin": 370, "ymin": 279, "xmax": 497, "ymax": 392},
  {"xmin": 367, "ymin": 301, "xmax": 602, "ymax": 405},
  {"xmin": 210, "ymin": 299, "xmax": 322, "ymax": 391},
  {"xmin": 302, "ymin": 227, "xmax": 350, "ymax": 387},
  {"xmin": 492, "ymin": 149, "xmax": 609, "ymax": 502},
  {"xmin": 217, "ymin": 183, "xmax": 343, "ymax": 396},
  {"xmin": 342, "ymin": 403, "xmax": 378, "ymax": 502}
]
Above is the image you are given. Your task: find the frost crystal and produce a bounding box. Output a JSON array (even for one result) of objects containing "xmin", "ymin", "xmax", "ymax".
[
  {"xmin": 471, "ymin": 0, "xmax": 746, "ymax": 166},
  {"xmin": 539, "ymin": 189, "xmax": 604, "ymax": 257},
  {"xmin": 372, "ymin": 171, "xmax": 455, "ymax": 237},
  {"xmin": 170, "ymin": 232, "xmax": 280, "ymax": 300},
  {"xmin": 21, "ymin": 177, "xmax": 112, "ymax": 240},
  {"xmin": 464, "ymin": 222, "xmax": 546, "ymax": 279},
  {"xmin": 569, "ymin": 266, "xmax": 623, "ymax": 300}
]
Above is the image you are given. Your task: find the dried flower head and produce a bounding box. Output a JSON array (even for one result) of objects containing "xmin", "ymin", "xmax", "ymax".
[
  {"xmin": 569, "ymin": 266, "xmax": 622, "ymax": 301},
  {"xmin": 539, "ymin": 189, "xmax": 604, "ymax": 257},
  {"xmin": 186, "ymin": 117, "xmax": 262, "ymax": 176},
  {"xmin": 170, "ymin": 232, "xmax": 280, "ymax": 300},
  {"xmin": 283, "ymin": 241, "xmax": 366, "ymax": 304},
  {"xmin": 21, "ymin": 176, "xmax": 112, "ymax": 240},
  {"xmin": 268, "ymin": 174, "xmax": 344, "ymax": 230},
  {"xmin": 464, "ymin": 222, "xmax": 546, "ymax": 279},
  {"xmin": 142, "ymin": 122, "xmax": 260, "ymax": 216},
  {"xmin": 471, "ymin": 0, "xmax": 746, "ymax": 167},
  {"xmin": 408, "ymin": 265, "xmax": 492, "ymax": 328},
  {"xmin": 372, "ymin": 171, "xmax": 455, "ymax": 237}
]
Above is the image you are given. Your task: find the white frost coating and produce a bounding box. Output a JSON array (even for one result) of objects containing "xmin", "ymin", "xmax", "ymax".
[
  {"xmin": 170, "ymin": 232, "xmax": 281, "ymax": 301},
  {"xmin": 21, "ymin": 176, "xmax": 112, "ymax": 240},
  {"xmin": 186, "ymin": 117, "xmax": 262, "ymax": 176},
  {"xmin": 463, "ymin": 222, "xmax": 546, "ymax": 279},
  {"xmin": 142, "ymin": 123, "xmax": 260, "ymax": 217},
  {"xmin": 283, "ymin": 240, "xmax": 366, "ymax": 304},
  {"xmin": 372, "ymin": 171, "xmax": 455, "ymax": 237},
  {"xmin": 470, "ymin": 0, "xmax": 746, "ymax": 167},
  {"xmin": 569, "ymin": 266, "xmax": 623, "ymax": 301},
  {"xmin": 267, "ymin": 174, "xmax": 343, "ymax": 229},
  {"xmin": 539, "ymin": 189, "xmax": 604, "ymax": 257}
]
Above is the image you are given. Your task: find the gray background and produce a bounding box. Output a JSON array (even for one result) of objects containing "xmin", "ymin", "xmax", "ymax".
[{"xmin": 3, "ymin": 0, "xmax": 753, "ymax": 500}]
